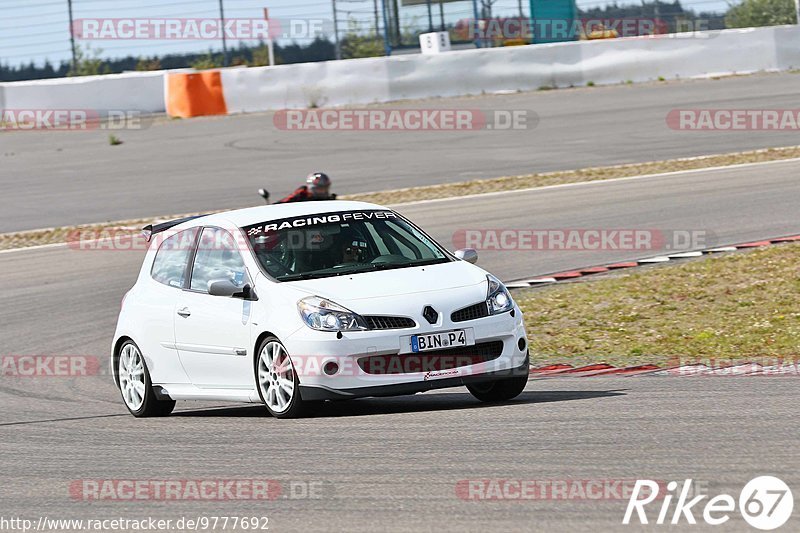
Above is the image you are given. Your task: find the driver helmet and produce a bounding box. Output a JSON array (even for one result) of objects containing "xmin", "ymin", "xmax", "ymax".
[
  {"xmin": 338, "ymin": 227, "xmax": 369, "ymax": 264},
  {"xmin": 307, "ymin": 172, "xmax": 332, "ymax": 198}
]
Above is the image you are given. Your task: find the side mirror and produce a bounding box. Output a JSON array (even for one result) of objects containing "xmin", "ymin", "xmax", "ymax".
[
  {"xmin": 454, "ymin": 248, "xmax": 478, "ymax": 264},
  {"xmin": 208, "ymin": 279, "xmax": 251, "ymax": 299}
]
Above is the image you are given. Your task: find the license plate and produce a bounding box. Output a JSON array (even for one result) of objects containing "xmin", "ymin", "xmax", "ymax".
[{"xmin": 411, "ymin": 329, "xmax": 469, "ymax": 353}]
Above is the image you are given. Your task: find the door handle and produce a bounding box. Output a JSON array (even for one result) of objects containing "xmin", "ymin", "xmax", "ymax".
[{"xmin": 177, "ymin": 307, "xmax": 191, "ymax": 318}]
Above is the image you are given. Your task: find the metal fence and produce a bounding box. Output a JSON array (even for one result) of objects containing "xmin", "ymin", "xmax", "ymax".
[{"xmin": 0, "ymin": 0, "xmax": 768, "ymax": 74}]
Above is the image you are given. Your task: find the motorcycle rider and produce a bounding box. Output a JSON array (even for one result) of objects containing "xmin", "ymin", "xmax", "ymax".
[{"xmin": 261, "ymin": 172, "xmax": 337, "ymax": 204}]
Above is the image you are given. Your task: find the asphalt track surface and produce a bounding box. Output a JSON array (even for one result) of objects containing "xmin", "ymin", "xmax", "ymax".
[
  {"xmin": 1, "ymin": 160, "xmax": 800, "ymax": 531},
  {"xmin": 3, "ymin": 72, "xmax": 800, "ymax": 233}
]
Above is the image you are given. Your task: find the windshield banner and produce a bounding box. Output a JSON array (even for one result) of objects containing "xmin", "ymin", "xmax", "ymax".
[{"xmin": 245, "ymin": 210, "xmax": 398, "ymax": 237}]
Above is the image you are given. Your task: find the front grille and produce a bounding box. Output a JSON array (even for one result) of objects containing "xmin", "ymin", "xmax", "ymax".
[
  {"xmin": 358, "ymin": 341, "xmax": 504, "ymax": 375},
  {"xmin": 364, "ymin": 315, "xmax": 416, "ymax": 330},
  {"xmin": 451, "ymin": 302, "xmax": 490, "ymax": 322}
]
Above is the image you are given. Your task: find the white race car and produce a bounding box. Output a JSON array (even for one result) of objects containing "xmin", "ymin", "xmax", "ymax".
[{"xmin": 112, "ymin": 201, "xmax": 529, "ymax": 418}]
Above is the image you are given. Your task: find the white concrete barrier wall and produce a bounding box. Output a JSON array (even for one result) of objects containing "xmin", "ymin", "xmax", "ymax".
[
  {"xmin": 772, "ymin": 25, "xmax": 800, "ymax": 69},
  {"xmin": 222, "ymin": 25, "xmax": 799, "ymax": 113},
  {"xmin": 1, "ymin": 71, "xmax": 166, "ymax": 115},
  {"xmin": 3, "ymin": 24, "xmax": 800, "ymax": 118},
  {"xmin": 220, "ymin": 56, "xmax": 391, "ymax": 112},
  {"xmin": 577, "ymin": 27, "xmax": 782, "ymax": 85}
]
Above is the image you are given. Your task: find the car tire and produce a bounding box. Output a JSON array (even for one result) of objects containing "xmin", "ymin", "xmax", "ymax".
[
  {"xmin": 467, "ymin": 374, "xmax": 529, "ymax": 403},
  {"xmin": 255, "ymin": 336, "xmax": 309, "ymax": 419},
  {"xmin": 117, "ymin": 340, "xmax": 176, "ymax": 418}
]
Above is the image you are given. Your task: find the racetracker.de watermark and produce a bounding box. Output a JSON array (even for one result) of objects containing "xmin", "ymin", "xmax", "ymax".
[
  {"xmin": 273, "ymin": 109, "xmax": 538, "ymax": 131},
  {"xmin": 456, "ymin": 479, "xmax": 676, "ymax": 501},
  {"xmin": 289, "ymin": 352, "xmax": 529, "ymax": 380},
  {"xmin": 661, "ymin": 356, "xmax": 800, "ymax": 376},
  {"xmin": 72, "ymin": 18, "xmax": 331, "ymax": 40},
  {"xmin": 67, "ymin": 228, "xmax": 157, "ymax": 252},
  {"xmin": 452, "ymin": 229, "xmax": 710, "ymax": 252},
  {"xmin": 454, "ymin": 17, "xmax": 714, "ymax": 41},
  {"xmin": 667, "ymin": 109, "xmax": 800, "ymax": 130},
  {"xmin": 67, "ymin": 227, "xmax": 255, "ymax": 253},
  {"xmin": 1, "ymin": 110, "xmax": 143, "ymax": 131},
  {"xmin": 69, "ymin": 479, "xmax": 327, "ymax": 501},
  {"xmin": 1, "ymin": 356, "xmax": 101, "ymax": 378}
]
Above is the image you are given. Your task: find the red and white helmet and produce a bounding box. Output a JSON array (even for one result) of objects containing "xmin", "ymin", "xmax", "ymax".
[{"xmin": 306, "ymin": 172, "xmax": 331, "ymax": 191}]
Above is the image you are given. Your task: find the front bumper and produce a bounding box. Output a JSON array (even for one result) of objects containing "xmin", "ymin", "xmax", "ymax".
[
  {"xmin": 299, "ymin": 353, "xmax": 529, "ymax": 401},
  {"xmin": 284, "ymin": 305, "xmax": 529, "ymax": 400}
]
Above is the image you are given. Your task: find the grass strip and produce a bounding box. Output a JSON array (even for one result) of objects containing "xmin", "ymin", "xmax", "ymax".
[
  {"xmin": 3, "ymin": 145, "xmax": 800, "ymax": 251},
  {"xmin": 516, "ymin": 243, "xmax": 800, "ymax": 367}
]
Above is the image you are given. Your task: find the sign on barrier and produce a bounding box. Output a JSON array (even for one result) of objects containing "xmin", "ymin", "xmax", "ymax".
[{"xmin": 420, "ymin": 31, "xmax": 452, "ymax": 55}]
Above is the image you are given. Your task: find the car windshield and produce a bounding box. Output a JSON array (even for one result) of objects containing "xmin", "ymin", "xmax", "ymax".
[{"xmin": 243, "ymin": 210, "xmax": 450, "ymax": 281}]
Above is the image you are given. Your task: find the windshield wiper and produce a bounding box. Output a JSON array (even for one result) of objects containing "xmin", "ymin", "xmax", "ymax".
[
  {"xmin": 370, "ymin": 258, "xmax": 450, "ymax": 271},
  {"xmin": 278, "ymin": 258, "xmax": 449, "ymax": 281},
  {"xmin": 397, "ymin": 258, "xmax": 449, "ymax": 268},
  {"xmin": 278, "ymin": 264, "xmax": 375, "ymax": 281},
  {"xmin": 278, "ymin": 272, "xmax": 334, "ymax": 282}
]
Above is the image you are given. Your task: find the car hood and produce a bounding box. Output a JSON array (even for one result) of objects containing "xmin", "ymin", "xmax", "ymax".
[{"xmin": 284, "ymin": 260, "xmax": 488, "ymax": 302}]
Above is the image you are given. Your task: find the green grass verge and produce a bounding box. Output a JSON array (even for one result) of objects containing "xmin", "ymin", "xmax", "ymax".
[{"xmin": 516, "ymin": 243, "xmax": 800, "ymax": 367}]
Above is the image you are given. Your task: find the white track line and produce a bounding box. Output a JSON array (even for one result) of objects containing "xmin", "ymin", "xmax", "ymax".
[
  {"xmin": 390, "ymin": 157, "xmax": 800, "ymax": 208},
  {"xmin": 0, "ymin": 242, "xmax": 68, "ymax": 255},
  {"xmin": 3, "ymin": 156, "xmax": 800, "ymax": 256}
]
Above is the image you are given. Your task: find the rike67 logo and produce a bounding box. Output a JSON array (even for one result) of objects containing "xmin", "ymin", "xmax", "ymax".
[{"xmin": 623, "ymin": 476, "xmax": 793, "ymax": 530}]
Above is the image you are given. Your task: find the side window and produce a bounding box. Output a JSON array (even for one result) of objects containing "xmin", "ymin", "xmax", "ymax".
[
  {"xmin": 151, "ymin": 228, "xmax": 199, "ymax": 288},
  {"xmin": 190, "ymin": 228, "xmax": 249, "ymax": 292}
]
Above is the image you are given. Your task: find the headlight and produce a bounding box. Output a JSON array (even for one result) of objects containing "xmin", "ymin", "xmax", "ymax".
[
  {"xmin": 298, "ymin": 296, "xmax": 368, "ymax": 332},
  {"xmin": 487, "ymin": 275, "xmax": 514, "ymax": 315}
]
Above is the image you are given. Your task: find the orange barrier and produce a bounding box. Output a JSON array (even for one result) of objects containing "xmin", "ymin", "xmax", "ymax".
[{"xmin": 165, "ymin": 71, "xmax": 228, "ymax": 118}]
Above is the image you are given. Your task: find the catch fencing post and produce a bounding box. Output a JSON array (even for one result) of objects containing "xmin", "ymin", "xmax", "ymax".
[
  {"xmin": 218, "ymin": 0, "xmax": 229, "ymax": 66},
  {"xmin": 67, "ymin": 0, "xmax": 77, "ymax": 71},
  {"xmin": 332, "ymin": 0, "xmax": 342, "ymax": 59},
  {"xmin": 472, "ymin": 0, "xmax": 481, "ymax": 47},
  {"xmin": 382, "ymin": 0, "xmax": 393, "ymax": 55},
  {"xmin": 263, "ymin": 9, "xmax": 275, "ymax": 66}
]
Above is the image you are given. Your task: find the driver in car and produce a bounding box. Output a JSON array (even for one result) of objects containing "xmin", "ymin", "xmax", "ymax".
[{"xmin": 340, "ymin": 239, "xmax": 369, "ymax": 265}]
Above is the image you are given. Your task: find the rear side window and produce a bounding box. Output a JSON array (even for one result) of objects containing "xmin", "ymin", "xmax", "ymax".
[
  {"xmin": 190, "ymin": 228, "xmax": 249, "ymax": 292},
  {"xmin": 151, "ymin": 228, "xmax": 199, "ymax": 288}
]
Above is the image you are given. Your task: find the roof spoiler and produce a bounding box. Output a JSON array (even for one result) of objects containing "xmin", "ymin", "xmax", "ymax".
[{"xmin": 142, "ymin": 215, "xmax": 209, "ymax": 242}]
